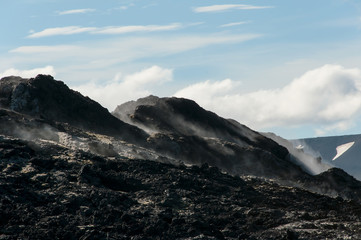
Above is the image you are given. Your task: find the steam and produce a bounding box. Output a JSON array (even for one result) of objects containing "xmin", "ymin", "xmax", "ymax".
[{"xmin": 263, "ymin": 132, "xmax": 331, "ymax": 175}]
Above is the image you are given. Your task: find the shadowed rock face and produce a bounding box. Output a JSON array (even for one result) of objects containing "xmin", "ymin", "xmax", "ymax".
[
  {"xmin": 0, "ymin": 75, "xmax": 148, "ymax": 143},
  {"xmin": 113, "ymin": 95, "xmax": 287, "ymax": 160},
  {"xmin": 113, "ymin": 96, "xmax": 306, "ymax": 179}
]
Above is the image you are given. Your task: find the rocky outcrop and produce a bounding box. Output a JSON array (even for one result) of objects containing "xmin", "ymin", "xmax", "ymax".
[
  {"xmin": 0, "ymin": 75, "xmax": 148, "ymax": 142},
  {"xmin": 302, "ymin": 168, "xmax": 361, "ymax": 200},
  {"xmin": 113, "ymin": 95, "xmax": 287, "ymax": 160},
  {"xmin": 113, "ymin": 96, "xmax": 308, "ymax": 180}
]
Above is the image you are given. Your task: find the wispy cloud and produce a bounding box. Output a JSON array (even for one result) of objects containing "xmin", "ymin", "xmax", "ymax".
[
  {"xmin": 7, "ymin": 33, "xmax": 260, "ymax": 86},
  {"xmin": 27, "ymin": 23, "xmax": 182, "ymax": 38},
  {"xmin": 10, "ymin": 45, "xmax": 79, "ymax": 53},
  {"xmin": 115, "ymin": 6, "xmax": 128, "ymax": 10},
  {"xmin": 27, "ymin": 26, "xmax": 96, "ymax": 38},
  {"xmin": 14, "ymin": 34, "xmax": 260, "ymax": 58},
  {"xmin": 194, "ymin": 4, "xmax": 273, "ymax": 13},
  {"xmin": 58, "ymin": 8, "xmax": 95, "ymax": 15},
  {"xmin": 92, "ymin": 23, "xmax": 182, "ymax": 34},
  {"xmin": 220, "ymin": 21, "xmax": 249, "ymax": 28}
]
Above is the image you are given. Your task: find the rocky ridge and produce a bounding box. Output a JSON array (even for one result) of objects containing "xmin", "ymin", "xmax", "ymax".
[
  {"xmin": 1, "ymin": 75, "xmax": 361, "ymax": 239},
  {"xmin": 113, "ymin": 96, "xmax": 306, "ymax": 179}
]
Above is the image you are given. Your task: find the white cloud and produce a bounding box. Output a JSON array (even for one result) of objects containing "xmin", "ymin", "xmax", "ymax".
[
  {"xmin": 10, "ymin": 34, "xmax": 259, "ymax": 67},
  {"xmin": 6, "ymin": 33, "xmax": 259, "ymax": 85},
  {"xmin": 220, "ymin": 21, "xmax": 249, "ymax": 28},
  {"xmin": 73, "ymin": 66, "xmax": 172, "ymax": 111},
  {"xmin": 10, "ymin": 45, "xmax": 79, "ymax": 53},
  {"xmin": 92, "ymin": 23, "xmax": 181, "ymax": 34},
  {"xmin": 115, "ymin": 6, "xmax": 128, "ymax": 10},
  {"xmin": 58, "ymin": 8, "xmax": 95, "ymax": 15},
  {"xmin": 194, "ymin": 4, "xmax": 273, "ymax": 13},
  {"xmin": 28, "ymin": 26, "xmax": 96, "ymax": 38},
  {"xmin": 174, "ymin": 65, "xmax": 361, "ymax": 135},
  {"xmin": 0, "ymin": 66, "xmax": 56, "ymax": 79},
  {"xmin": 27, "ymin": 23, "xmax": 182, "ymax": 38}
]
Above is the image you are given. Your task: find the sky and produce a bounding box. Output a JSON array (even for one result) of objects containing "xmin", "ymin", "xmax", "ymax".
[{"xmin": 2, "ymin": 0, "xmax": 361, "ymax": 139}]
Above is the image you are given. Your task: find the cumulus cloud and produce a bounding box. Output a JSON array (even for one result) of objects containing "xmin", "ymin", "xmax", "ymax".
[
  {"xmin": 58, "ymin": 8, "xmax": 95, "ymax": 15},
  {"xmin": 27, "ymin": 23, "xmax": 182, "ymax": 38},
  {"xmin": 193, "ymin": 4, "xmax": 273, "ymax": 13},
  {"xmin": 0, "ymin": 66, "xmax": 56, "ymax": 79},
  {"xmin": 73, "ymin": 66, "xmax": 172, "ymax": 111},
  {"xmin": 174, "ymin": 65, "xmax": 361, "ymax": 135}
]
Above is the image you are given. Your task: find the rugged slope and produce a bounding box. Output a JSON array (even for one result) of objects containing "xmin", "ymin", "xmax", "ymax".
[
  {"xmin": 113, "ymin": 96, "xmax": 306, "ymax": 179},
  {"xmin": 113, "ymin": 95, "xmax": 285, "ymax": 159},
  {"xmin": 1, "ymin": 136, "xmax": 361, "ymax": 239},
  {"xmin": 112, "ymin": 96, "xmax": 361, "ymax": 201}
]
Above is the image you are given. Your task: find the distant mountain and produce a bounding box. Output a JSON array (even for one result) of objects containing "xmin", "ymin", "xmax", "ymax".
[{"xmin": 294, "ymin": 134, "xmax": 361, "ymax": 180}]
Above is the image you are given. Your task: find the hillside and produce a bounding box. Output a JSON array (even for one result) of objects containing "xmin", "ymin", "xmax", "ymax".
[{"xmin": 1, "ymin": 75, "xmax": 361, "ymax": 239}]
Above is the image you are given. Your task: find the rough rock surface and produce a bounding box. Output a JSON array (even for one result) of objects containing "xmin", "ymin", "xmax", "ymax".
[
  {"xmin": 113, "ymin": 96, "xmax": 308, "ymax": 180},
  {"xmin": 1, "ymin": 137, "xmax": 361, "ymax": 239},
  {"xmin": 113, "ymin": 95, "xmax": 286, "ymax": 160},
  {"xmin": 1, "ymin": 75, "xmax": 361, "ymax": 239}
]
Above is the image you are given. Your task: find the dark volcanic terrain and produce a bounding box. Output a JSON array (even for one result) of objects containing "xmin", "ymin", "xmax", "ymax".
[{"xmin": 1, "ymin": 75, "xmax": 361, "ymax": 239}]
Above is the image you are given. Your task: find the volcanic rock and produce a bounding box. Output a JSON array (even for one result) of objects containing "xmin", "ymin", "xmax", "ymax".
[
  {"xmin": 0, "ymin": 75, "xmax": 148, "ymax": 142},
  {"xmin": 113, "ymin": 95, "xmax": 287, "ymax": 159},
  {"xmin": 113, "ymin": 96, "xmax": 307, "ymax": 180},
  {"xmin": 1, "ymin": 75, "xmax": 361, "ymax": 239},
  {"xmin": 1, "ymin": 137, "xmax": 361, "ymax": 239}
]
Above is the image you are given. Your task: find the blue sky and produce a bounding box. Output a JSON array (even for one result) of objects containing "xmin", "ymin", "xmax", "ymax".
[{"xmin": 2, "ymin": 0, "xmax": 361, "ymax": 139}]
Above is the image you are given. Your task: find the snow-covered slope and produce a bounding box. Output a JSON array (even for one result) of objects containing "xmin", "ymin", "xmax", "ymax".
[
  {"xmin": 293, "ymin": 134, "xmax": 361, "ymax": 180},
  {"xmin": 333, "ymin": 141, "xmax": 355, "ymax": 161}
]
